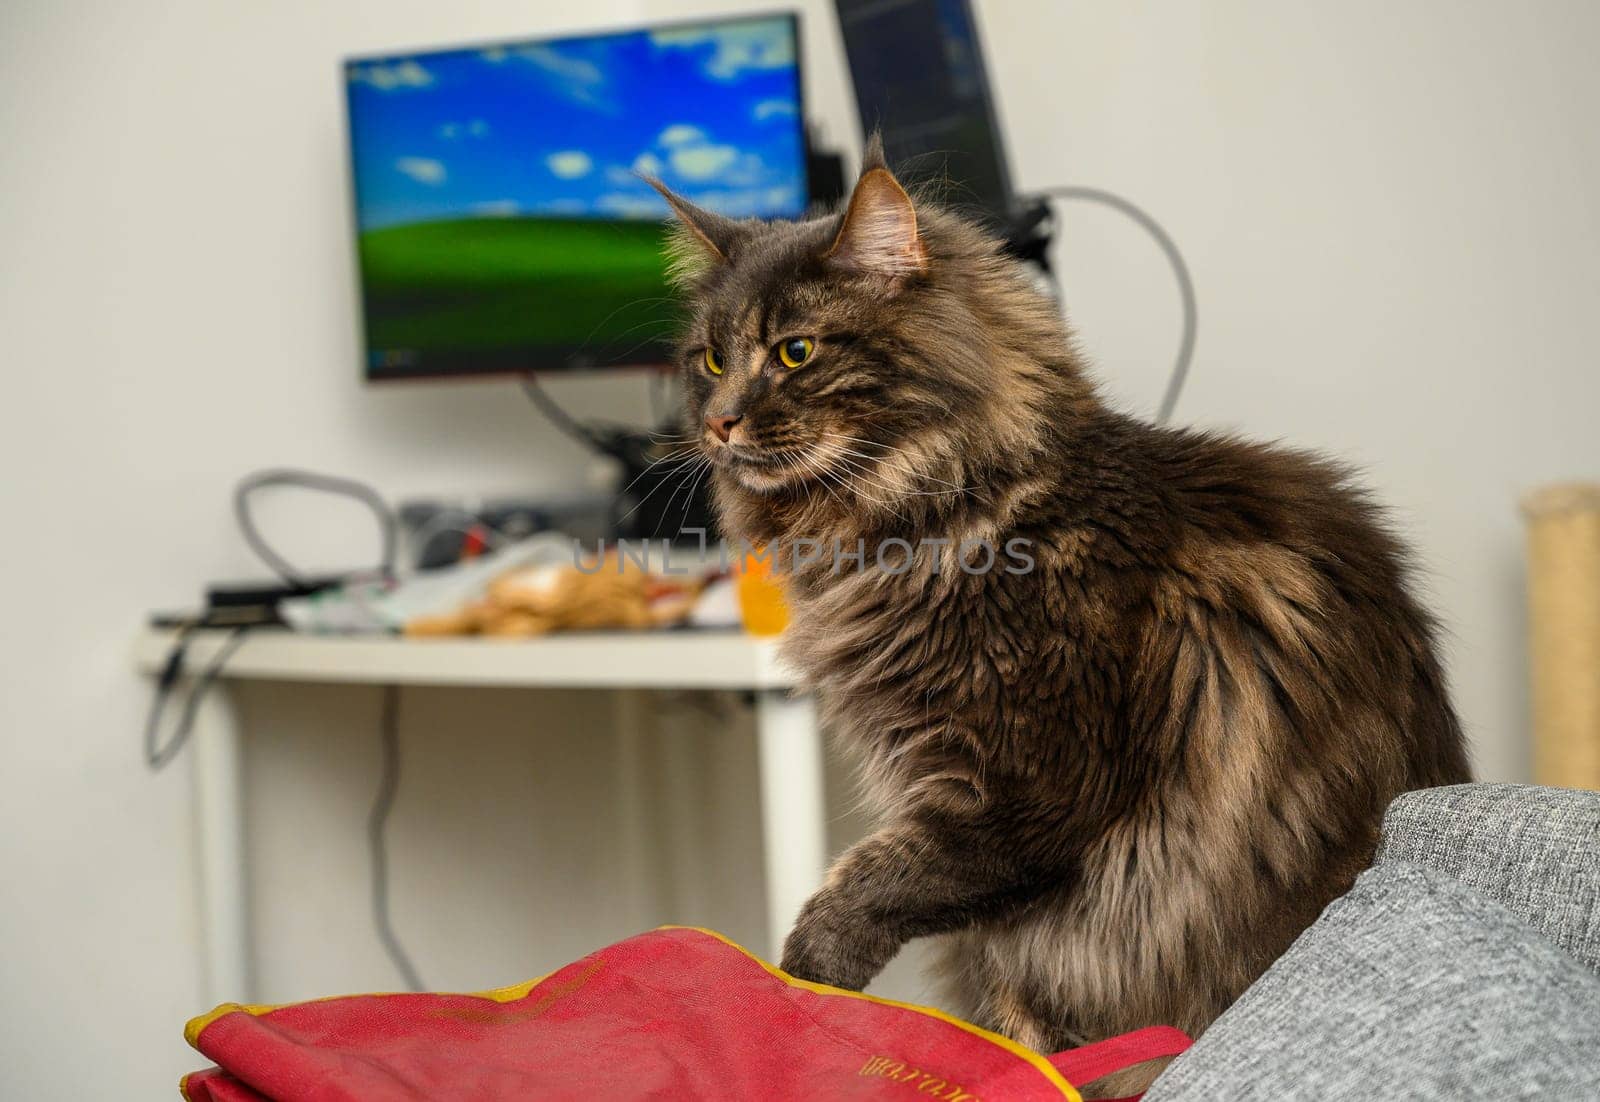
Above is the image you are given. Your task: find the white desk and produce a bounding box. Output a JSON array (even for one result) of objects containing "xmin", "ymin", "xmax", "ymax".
[{"xmin": 133, "ymin": 627, "xmax": 823, "ymax": 1004}]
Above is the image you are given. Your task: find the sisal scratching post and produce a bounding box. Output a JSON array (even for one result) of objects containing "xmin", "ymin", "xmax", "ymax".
[{"xmin": 1522, "ymin": 483, "xmax": 1600, "ymax": 790}]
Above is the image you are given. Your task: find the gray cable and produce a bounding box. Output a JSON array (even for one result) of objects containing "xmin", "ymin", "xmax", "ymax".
[
  {"xmin": 368, "ymin": 684, "xmax": 426, "ymax": 991},
  {"xmin": 145, "ymin": 467, "xmax": 396, "ymax": 773},
  {"xmin": 146, "ymin": 474, "xmax": 422, "ymax": 989},
  {"xmin": 233, "ymin": 468, "xmax": 399, "ymax": 586},
  {"xmin": 232, "ymin": 473, "xmax": 423, "ymax": 989},
  {"xmin": 143, "ymin": 624, "xmax": 253, "ymax": 771},
  {"xmin": 1037, "ymin": 186, "xmax": 1198, "ymax": 423}
]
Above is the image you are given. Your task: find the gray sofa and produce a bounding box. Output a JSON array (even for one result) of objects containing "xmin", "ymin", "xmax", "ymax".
[{"xmin": 1146, "ymin": 784, "xmax": 1600, "ymax": 1099}]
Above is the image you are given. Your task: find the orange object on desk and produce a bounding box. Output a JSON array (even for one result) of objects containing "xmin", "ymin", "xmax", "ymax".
[{"xmin": 735, "ymin": 549, "xmax": 790, "ymax": 636}]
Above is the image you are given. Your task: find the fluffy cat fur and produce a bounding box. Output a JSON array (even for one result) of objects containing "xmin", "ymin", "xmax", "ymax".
[{"xmin": 652, "ymin": 141, "xmax": 1469, "ymax": 1093}]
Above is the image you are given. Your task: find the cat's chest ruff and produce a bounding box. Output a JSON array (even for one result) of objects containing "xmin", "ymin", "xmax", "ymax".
[
  {"xmin": 778, "ymin": 520, "xmax": 1118, "ymax": 736},
  {"xmin": 783, "ymin": 558, "xmax": 1025, "ymax": 709}
]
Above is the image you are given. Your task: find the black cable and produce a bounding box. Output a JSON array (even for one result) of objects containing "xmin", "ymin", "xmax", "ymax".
[
  {"xmin": 368, "ymin": 684, "xmax": 426, "ymax": 992},
  {"xmin": 1035, "ymin": 185, "xmax": 1198, "ymax": 423},
  {"xmin": 144, "ymin": 469, "xmax": 398, "ymax": 771},
  {"xmin": 233, "ymin": 468, "xmax": 399, "ymax": 587},
  {"xmin": 519, "ymin": 373, "xmax": 611, "ymax": 452},
  {"xmin": 144, "ymin": 624, "xmax": 253, "ymax": 771}
]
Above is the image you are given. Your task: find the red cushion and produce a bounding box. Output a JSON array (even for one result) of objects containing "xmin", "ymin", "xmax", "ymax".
[{"xmin": 181, "ymin": 927, "xmax": 1187, "ymax": 1102}]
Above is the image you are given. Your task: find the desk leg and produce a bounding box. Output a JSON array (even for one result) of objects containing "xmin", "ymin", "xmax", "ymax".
[
  {"xmin": 191, "ymin": 682, "xmax": 252, "ymax": 1003},
  {"xmin": 610, "ymin": 689, "xmax": 661, "ymax": 933},
  {"xmin": 754, "ymin": 690, "xmax": 827, "ymax": 959}
]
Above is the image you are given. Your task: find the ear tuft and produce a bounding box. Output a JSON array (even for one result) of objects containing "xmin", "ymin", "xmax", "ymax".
[
  {"xmin": 860, "ymin": 130, "xmax": 888, "ymax": 175},
  {"xmin": 644, "ymin": 177, "xmax": 744, "ymax": 286},
  {"xmin": 660, "ymin": 221, "xmax": 722, "ymax": 289},
  {"xmin": 825, "ymin": 167, "xmax": 925, "ymax": 279}
]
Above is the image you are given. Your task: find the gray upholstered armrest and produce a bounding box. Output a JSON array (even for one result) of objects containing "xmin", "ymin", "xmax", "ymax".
[
  {"xmin": 1144, "ymin": 863, "xmax": 1600, "ymax": 1100},
  {"xmin": 1375, "ymin": 783, "xmax": 1600, "ymax": 973}
]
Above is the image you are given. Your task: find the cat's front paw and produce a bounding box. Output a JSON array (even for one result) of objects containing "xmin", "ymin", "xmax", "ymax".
[
  {"xmin": 779, "ymin": 894, "xmax": 891, "ymax": 991},
  {"xmin": 780, "ymin": 927, "xmax": 875, "ymax": 991}
]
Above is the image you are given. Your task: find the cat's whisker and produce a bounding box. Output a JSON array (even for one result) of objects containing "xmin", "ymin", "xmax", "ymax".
[
  {"xmin": 805, "ymin": 453, "xmax": 851, "ymax": 515},
  {"xmin": 785, "ymin": 452, "xmax": 821, "ymax": 514},
  {"xmin": 669, "ymin": 457, "xmax": 714, "ymax": 540},
  {"xmin": 821, "ymin": 430, "xmax": 955, "ymax": 460},
  {"xmin": 803, "ymin": 457, "xmax": 857, "ymax": 523},
  {"xmin": 575, "ymin": 294, "xmax": 680, "ymax": 350},
  {"xmin": 824, "ymin": 456, "xmax": 909, "ymax": 522},
  {"xmin": 787, "ymin": 454, "xmax": 830, "ymax": 524},
  {"xmin": 819, "ymin": 434, "xmax": 970, "ymax": 493},
  {"xmin": 775, "ymin": 443, "xmax": 849, "ymax": 517},
  {"xmin": 616, "ymin": 454, "xmax": 707, "ymax": 525},
  {"xmin": 613, "ymin": 448, "xmax": 703, "ymax": 505},
  {"xmin": 828, "ymin": 451, "xmax": 969, "ymax": 499},
  {"xmin": 823, "ymin": 440, "xmax": 959, "ymax": 490},
  {"xmin": 651, "ymin": 457, "xmax": 706, "ymax": 540}
]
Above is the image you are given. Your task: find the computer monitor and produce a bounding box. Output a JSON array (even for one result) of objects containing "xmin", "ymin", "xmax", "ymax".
[
  {"xmin": 344, "ymin": 15, "xmax": 809, "ymax": 381},
  {"xmin": 833, "ymin": 0, "xmax": 1013, "ymax": 220}
]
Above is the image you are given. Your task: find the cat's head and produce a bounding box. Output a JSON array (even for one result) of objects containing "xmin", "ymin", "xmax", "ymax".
[{"xmin": 653, "ymin": 139, "xmax": 1071, "ymax": 514}]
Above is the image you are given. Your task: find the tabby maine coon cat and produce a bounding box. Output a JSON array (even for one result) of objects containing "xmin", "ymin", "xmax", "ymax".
[{"xmin": 651, "ymin": 143, "xmax": 1469, "ymax": 1087}]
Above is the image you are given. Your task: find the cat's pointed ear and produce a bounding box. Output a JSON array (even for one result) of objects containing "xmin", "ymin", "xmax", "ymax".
[
  {"xmin": 645, "ymin": 177, "xmax": 744, "ymax": 284},
  {"xmin": 825, "ymin": 147, "xmax": 925, "ymax": 280}
]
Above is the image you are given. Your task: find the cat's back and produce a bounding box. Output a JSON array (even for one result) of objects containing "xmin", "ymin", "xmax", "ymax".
[
  {"xmin": 1081, "ymin": 413, "xmax": 1469, "ymax": 787},
  {"xmin": 1105, "ymin": 416, "xmax": 1397, "ymax": 560},
  {"xmin": 1070, "ymin": 415, "xmax": 1426, "ymax": 620}
]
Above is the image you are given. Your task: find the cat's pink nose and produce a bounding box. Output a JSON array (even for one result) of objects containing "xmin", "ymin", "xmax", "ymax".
[{"xmin": 705, "ymin": 413, "xmax": 743, "ymax": 443}]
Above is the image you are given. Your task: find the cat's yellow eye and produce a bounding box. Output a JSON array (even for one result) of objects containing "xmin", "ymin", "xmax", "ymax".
[
  {"xmin": 704, "ymin": 347, "xmax": 724, "ymax": 375},
  {"xmin": 778, "ymin": 337, "xmax": 814, "ymax": 369}
]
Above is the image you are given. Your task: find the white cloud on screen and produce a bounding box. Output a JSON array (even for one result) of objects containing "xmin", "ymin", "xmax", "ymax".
[
  {"xmin": 720, "ymin": 152, "xmax": 770, "ymax": 187},
  {"xmin": 685, "ymin": 186, "xmax": 803, "ymax": 218},
  {"xmin": 649, "ymin": 18, "xmax": 795, "ymax": 81},
  {"xmin": 596, "ymin": 193, "xmax": 667, "ymax": 219},
  {"xmin": 472, "ymin": 200, "xmax": 520, "ymax": 217},
  {"xmin": 753, "ymin": 98, "xmax": 796, "ymax": 120},
  {"xmin": 439, "ymin": 119, "xmax": 491, "ymax": 141},
  {"xmin": 632, "ymin": 152, "xmax": 664, "ymax": 176},
  {"xmin": 546, "ymin": 151, "xmax": 594, "ymax": 179},
  {"xmin": 350, "ymin": 59, "xmax": 434, "ymax": 91},
  {"xmin": 658, "ymin": 125, "xmax": 708, "ymax": 148},
  {"xmin": 515, "ymin": 45, "xmax": 602, "ymax": 86},
  {"xmin": 394, "ymin": 156, "xmax": 446, "ymax": 185},
  {"xmin": 495, "ymin": 44, "xmax": 615, "ymax": 113},
  {"xmin": 671, "ymin": 144, "xmax": 740, "ymax": 181}
]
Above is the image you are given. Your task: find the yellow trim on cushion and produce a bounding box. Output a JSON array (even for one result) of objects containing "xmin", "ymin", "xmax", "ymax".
[
  {"xmin": 663, "ymin": 926, "xmax": 1081, "ymax": 1101},
  {"xmin": 178, "ymin": 1071, "xmax": 192, "ymax": 1101},
  {"xmin": 185, "ymin": 1002, "xmax": 277, "ymax": 1048},
  {"xmin": 476, "ymin": 972, "xmax": 552, "ymax": 1002},
  {"xmin": 184, "ymin": 973, "xmax": 556, "ymax": 1049}
]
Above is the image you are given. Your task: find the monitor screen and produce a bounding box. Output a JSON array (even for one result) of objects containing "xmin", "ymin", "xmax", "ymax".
[
  {"xmin": 344, "ymin": 15, "xmax": 808, "ymax": 380},
  {"xmin": 834, "ymin": 0, "xmax": 1012, "ymax": 220}
]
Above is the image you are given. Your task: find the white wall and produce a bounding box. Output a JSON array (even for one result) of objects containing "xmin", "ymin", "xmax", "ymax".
[{"xmin": 2, "ymin": 1, "xmax": 1596, "ymax": 1095}]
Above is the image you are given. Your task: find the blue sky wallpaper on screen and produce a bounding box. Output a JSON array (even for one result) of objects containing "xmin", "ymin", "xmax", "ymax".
[{"xmin": 346, "ymin": 17, "xmax": 806, "ymax": 232}]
